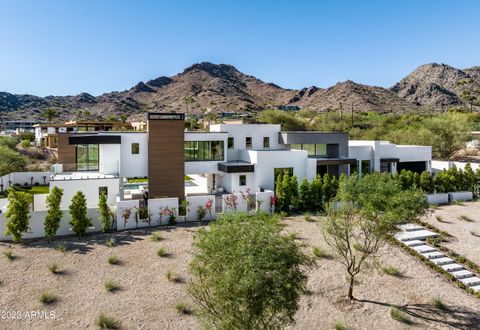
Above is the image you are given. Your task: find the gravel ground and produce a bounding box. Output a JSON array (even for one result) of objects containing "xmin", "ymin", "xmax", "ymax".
[
  {"xmin": 422, "ymin": 201, "xmax": 480, "ymax": 265},
  {"xmin": 1, "ymin": 210, "xmax": 480, "ymax": 329}
]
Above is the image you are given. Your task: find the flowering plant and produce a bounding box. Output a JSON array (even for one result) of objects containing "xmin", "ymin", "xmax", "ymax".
[
  {"xmin": 223, "ymin": 194, "xmax": 238, "ymax": 212},
  {"xmin": 122, "ymin": 207, "xmax": 133, "ymax": 228},
  {"xmin": 270, "ymin": 196, "xmax": 277, "ymax": 213},
  {"xmin": 205, "ymin": 199, "xmax": 213, "ymax": 220}
]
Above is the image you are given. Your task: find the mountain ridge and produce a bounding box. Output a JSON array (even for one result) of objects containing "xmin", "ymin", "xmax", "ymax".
[{"xmin": 1, "ymin": 61, "xmax": 478, "ymax": 121}]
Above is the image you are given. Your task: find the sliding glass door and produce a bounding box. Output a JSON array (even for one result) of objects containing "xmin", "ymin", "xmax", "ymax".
[{"xmin": 76, "ymin": 144, "xmax": 99, "ymax": 171}]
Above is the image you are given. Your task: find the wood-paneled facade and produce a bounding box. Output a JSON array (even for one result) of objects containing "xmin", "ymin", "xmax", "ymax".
[{"xmin": 147, "ymin": 113, "xmax": 185, "ymax": 200}]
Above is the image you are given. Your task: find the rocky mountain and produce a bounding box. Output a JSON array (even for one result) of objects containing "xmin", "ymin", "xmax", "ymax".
[
  {"xmin": 391, "ymin": 63, "xmax": 480, "ymax": 110},
  {"xmin": 0, "ymin": 62, "xmax": 478, "ymax": 121}
]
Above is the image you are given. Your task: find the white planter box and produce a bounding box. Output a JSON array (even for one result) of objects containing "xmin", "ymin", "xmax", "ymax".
[
  {"xmin": 449, "ymin": 191, "xmax": 473, "ymax": 203},
  {"xmin": 426, "ymin": 193, "xmax": 449, "ymax": 205}
]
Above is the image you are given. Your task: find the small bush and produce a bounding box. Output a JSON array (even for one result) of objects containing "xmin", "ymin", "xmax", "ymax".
[
  {"xmin": 435, "ymin": 215, "xmax": 444, "ymax": 222},
  {"xmin": 334, "ymin": 320, "xmax": 347, "ymax": 330},
  {"xmin": 104, "ymin": 279, "xmax": 120, "ymax": 292},
  {"xmin": 108, "ymin": 255, "xmax": 120, "ymax": 265},
  {"xmin": 150, "ymin": 231, "xmax": 162, "ymax": 241},
  {"xmin": 39, "ymin": 291, "xmax": 57, "ymax": 305},
  {"xmin": 390, "ymin": 307, "xmax": 410, "ymax": 324},
  {"xmin": 459, "ymin": 215, "xmax": 474, "ymax": 222},
  {"xmin": 312, "ymin": 246, "xmax": 330, "ymax": 259},
  {"xmin": 156, "ymin": 247, "xmax": 167, "ymax": 257},
  {"xmin": 3, "ymin": 250, "xmax": 14, "ymax": 261},
  {"xmin": 304, "ymin": 213, "xmax": 314, "ymax": 222},
  {"xmin": 432, "ymin": 297, "xmax": 447, "ymax": 311},
  {"xmin": 105, "ymin": 237, "xmax": 116, "ymax": 247},
  {"xmin": 382, "ymin": 266, "xmax": 403, "ymax": 278},
  {"xmin": 175, "ymin": 302, "xmax": 190, "ymax": 315},
  {"xmin": 96, "ymin": 313, "xmax": 121, "ymax": 329},
  {"xmin": 48, "ymin": 262, "xmax": 62, "ymax": 274},
  {"xmin": 55, "ymin": 242, "xmax": 67, "ymax": 252},
  {"xmin": 166, "ymin": 270, "xmax": 181, "ymax": 283}
]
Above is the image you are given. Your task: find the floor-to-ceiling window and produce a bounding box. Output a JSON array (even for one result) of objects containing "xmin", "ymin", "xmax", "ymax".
[
  {"xmin": 184, "ymin": 141, "xmax": 224, "ymax": 161},
  {"xmin": 76, "ymin": 144, "xmax": 99, "ymax": 171}
]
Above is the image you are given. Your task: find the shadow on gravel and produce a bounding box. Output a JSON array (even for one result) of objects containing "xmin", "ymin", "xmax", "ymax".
[{"xmin": 358, "ymin": 299, "xmax": 480, "ymax": 330}]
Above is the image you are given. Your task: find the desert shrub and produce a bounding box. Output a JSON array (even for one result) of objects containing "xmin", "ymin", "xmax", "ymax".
[
  {"xmin": 39, "ymin": 291, "xmax": 57, "ymax": 305},
  {"xmin": 107, "ymin": 255, "xmax": 119, "ymax": 265},
  {"xmin": 334, "ymin": 321, "xmax": 348, "ymax": 330},
  {"xmin": 166, "ymin": 270, "xmax": 180, "ymax": 283},
  {"xmin": 382, "ymin": 266, "xmax": 403, "ymax": 278},
  {"xmin": 69, "ymin": 191, "xmax": 92, "ymax": 238},
  {"xmin": 104, "ymin": 279, "xmax": 120, "ymax": 292},
  {"xmin": 188, "ymin": 212, "xmax": 313, "ymax": 329},
  {"xmin": 47, "ymin": 262, "xmax": 62, "ymax": 274},
  {"xmin": 175, "ymin": 302, "xmax": 191, "ymax": 315},
  {"xmin": 150, "ymin": 231, "xmax": 161, "ymax": 241},
  {"xmin": 55, "ymin": 242, "xmax": 67, "ymax": 252},
  {"xmin": 459, "ymin": 215, "xmax": 474, "ymax": 222},
  {"xmin": 105, "ymin": 237, "xmax": 116, "ymax": 247},
  {"xmin": 312, "ymin": 246, "xmax": 330, "ymax": 259},
  {"xmin": 44, "ymin": 187, "xmax": 64, "ymax": 242},
  {"xmin": 432, "ymin": 297, "xmax": 447, "ymax": 311},
  {"xmin": 390, "ymin": 307, "xmax": 410, "ymax": 324},
  {"xmin": 20, "ymin": 139, "xmax": 30, "ymax": 148},
  {"xmin": 156, "ymin": 247, "xmax": 167, "ymax": 257},
  {"xmin": 96, "ymin": 313, "xmax": 121, "ymax": 329},
  {"xmin": 5, "ymin": 188, "xmax": 31, "ymax": 242},
  {"xmin": 3, "ymin": 250, "xmax": 14, "ymax": 261}
]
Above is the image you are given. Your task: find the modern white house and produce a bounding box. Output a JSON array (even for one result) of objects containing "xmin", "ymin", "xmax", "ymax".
[{"xmin": 46, "ymin": 113, "xmax": 432, "ymax": 209}]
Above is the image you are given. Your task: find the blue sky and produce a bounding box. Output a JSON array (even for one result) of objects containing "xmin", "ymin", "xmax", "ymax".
[{"xmin": 1, "ymin": 0, "xmax": 479, "ymax": 96}]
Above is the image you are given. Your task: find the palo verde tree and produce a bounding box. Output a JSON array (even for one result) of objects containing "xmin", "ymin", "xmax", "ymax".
[
  {"xmin": 188, "ymin": 212, "xmax": 314, "ymax": 330},
  {"xmin": 98, "ymin": 192, "xmax": 114, "ymax": 233},
  {"xmin": 5, "ymin": 188, "xmax": 31, "ymax": 242},
  {"xmin": 69, "ymin": 191, "xmax": 92, "ymax": 238},
  {"xmin": 44, "ymin": 186, "xmax": 64, "ymax": 242},
  {"xmin": 322, "ymin": 173, "xmax": 428, "ymax": 300}
]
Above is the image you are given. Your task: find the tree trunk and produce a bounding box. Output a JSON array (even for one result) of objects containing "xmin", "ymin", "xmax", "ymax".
[{"xmin": 348, "ymin": 275, "xmax": 355, "ymax": 300}]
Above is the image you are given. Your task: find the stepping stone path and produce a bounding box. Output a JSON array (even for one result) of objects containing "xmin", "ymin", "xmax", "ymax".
[{"xmin": 395, "ymin": 224, "xmax": 480, "ymax": 293}]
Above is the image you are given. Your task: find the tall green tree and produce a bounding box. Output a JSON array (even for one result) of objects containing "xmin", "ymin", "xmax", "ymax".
[
  {"xmin": 44, "ymin": 186, "xmax": 64, "ymax": 242},
  {"xmin": 5, "ymin": 188, "xmax": 31, "ymax": 242},
  {"xmin": 0, "ymin": 146, "xmax": 27, "ymax": 176},
  {"xmin": 98, "ymin": 192, "xmax": 114, "ymax": 233},
  {"xmin": 42, "ymin": 108, "xmax": 57, "ymax": 123},
  {"xmin": 323, "ymin": 173, "xmax": 428, "ymax": 300},
  {"xmin": 69, "ymin": 191, "xmax": 91, "ymax": 238},
  {"xmin": 188, "ymin": 212, "xmax": 313, "ymax": 329},
  {"xmin": 298, "ymin": 177, "xmax": 312, "ymax": 212},
  {"xmin": 310, "ymin": 175, "xmax": 324, "ymax": 211}
]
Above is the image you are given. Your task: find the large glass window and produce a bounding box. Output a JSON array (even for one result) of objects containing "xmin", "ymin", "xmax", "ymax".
[
  {"xmin": 76, "ymin": 144, "xmax": 99, "ymax": 171},
  {"xmin": 184, "ymin": 141, "xmax": 224, "ymax": 161},
  {"xmin": 288, "ymin": 143, "xmax": 328, "ymax": 156}
]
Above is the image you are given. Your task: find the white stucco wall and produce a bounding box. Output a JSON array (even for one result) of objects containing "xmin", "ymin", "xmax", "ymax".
[
  {"xmin": 219, "ymin": 172, "xmax": 255, "ymax": 194},
  {"xmin": 256, "ymin": 190, "xmax": 274, "ymax": 213},
  {"xmin": 50, "ymin": 178, "xmax": 120, "ymax": 210},
  {"xmin": 118, "ymin": 133, "xmax": 148, "ymax": 178},
  {"xmin": 185, "ymin": 195, "xmax": 216, "ymax": 221},
  {"xmin": 116, "ymin": 199, "xmax": 140, "ymax": 229},
  {"xmin": 148, "ymin": 197, "xmax": 180, "ymax": 225},
  {"xmin": 0, "ymin": 208, "xmax": 106, "ymax": 241},
  {"xmin": 432, "ymin": 161, "xmax": 480, "ymax": 172},
  {"xmin": 0, "ymin": 172, "xmax": 50, "ymax": 190}
]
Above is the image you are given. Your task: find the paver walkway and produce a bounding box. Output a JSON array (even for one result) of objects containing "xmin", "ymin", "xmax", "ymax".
[{"xmin": 395, "ymin": 224, "xmax": 480, "ymax": 292}]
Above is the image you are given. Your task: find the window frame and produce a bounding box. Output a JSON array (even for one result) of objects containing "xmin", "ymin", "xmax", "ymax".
[
  {"xmin": 245, "ymin": 137, "xmax": 252, "ymax": 149},
  {"xmin": 263, "ymin": 137, "xmax": 270, "ymax": 149},
  {"xmin": 228, "ymin": 137, "xmax": 234, "ymax": 149},
  {"xmin": 131, "ymin": 142, "xmax": 140, "ymax": 155},
  {"xmin": 239, "ymin": 174, "xmax": 247, "ymax": 186}
]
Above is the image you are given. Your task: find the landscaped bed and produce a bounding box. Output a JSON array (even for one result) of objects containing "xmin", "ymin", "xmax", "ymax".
[{"xmin": 1, "ymin": 207, "xmax": 480, "ymax": 329}]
